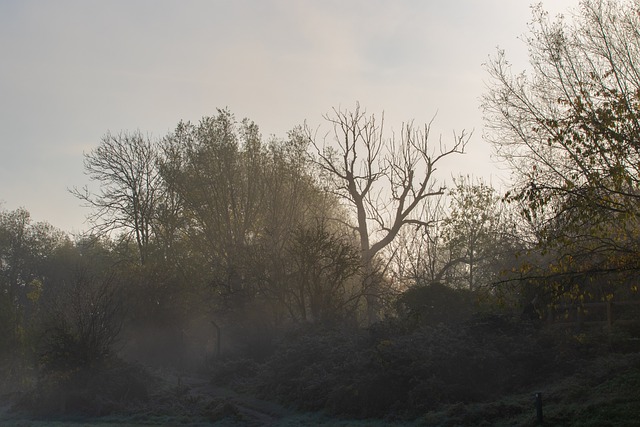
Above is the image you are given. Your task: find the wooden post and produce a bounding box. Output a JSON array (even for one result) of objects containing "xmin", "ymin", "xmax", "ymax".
[
  {"xmin": 535, "ymin": 392, "xmax": 544, "ymax": 424},
  {"xmin": 211, "ymin": 320, "xmax": 221, "ymax": 360}
]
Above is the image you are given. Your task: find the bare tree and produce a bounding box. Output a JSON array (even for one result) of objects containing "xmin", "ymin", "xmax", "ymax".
[
  {"xmin": 386, "ymin": 197, "xmax": 463, "ymax": 289},
  {"xmin": 306, "ymin": 104, "xmax": 469, "ymax": 322},
  {"xmin": 72, "ymin": 131, "xmax": 161, "ymax": 265}
]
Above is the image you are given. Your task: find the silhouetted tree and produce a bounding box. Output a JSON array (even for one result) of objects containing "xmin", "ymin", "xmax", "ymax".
[
  {"xmin": 286, "ymin": 221, "xmax": 361, "ymax": 324},
  {"xmin": 306, "ymin": 103, "xmax": 469, "ymax": 322},
  {"xmin": 160, "ymin": 110, "xmax": 347, "ymax": 330},
  {"xmin": 0, "ymin": 207, "xmax": 66, "ymax": 351},
  {"xmin": 442, "ymin": 176, "xmax": 515, "ymax": 291},
  {"xmin": 483, "ymin": 0, "xmax": 640, "ymax": 299},
  {"xmin": 72, "ymin": 131, "xmax": 162, "ymax": 264}
]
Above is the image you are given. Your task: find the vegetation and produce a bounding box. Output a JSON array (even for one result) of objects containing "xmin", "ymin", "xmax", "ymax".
[
  {"xmin": 2, "ymin": 0, "xmax": 640, "ymax": 425},
  {"xmin": 483, "ymin": 0, "xmax": 640, "ymax": 303}
]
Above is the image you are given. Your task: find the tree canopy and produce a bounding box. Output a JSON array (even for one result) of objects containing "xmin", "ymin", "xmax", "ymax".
[{"xmin": 483, "ymin": 0, "xmax": 640, "ymax": 300}]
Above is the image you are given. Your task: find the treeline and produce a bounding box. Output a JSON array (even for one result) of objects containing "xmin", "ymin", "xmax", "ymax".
[{"xmin": 1, "ymin": 106, "xmax": 521, "ymax": 368}]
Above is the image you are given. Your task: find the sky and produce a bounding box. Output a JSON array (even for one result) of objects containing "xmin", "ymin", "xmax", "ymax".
[{"xmin": 0, "ymin": 0, "xmax": 581, "ymax": 234}]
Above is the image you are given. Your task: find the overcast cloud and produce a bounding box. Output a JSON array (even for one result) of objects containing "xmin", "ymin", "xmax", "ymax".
[{"xmin": 0, "ymin": 0, "xmax": 580, "ymax": 233}]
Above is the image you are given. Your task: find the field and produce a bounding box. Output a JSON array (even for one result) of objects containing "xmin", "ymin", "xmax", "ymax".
[{"xmin": 2, "ymin": 347, "xmax": 640, "ymax": 427}]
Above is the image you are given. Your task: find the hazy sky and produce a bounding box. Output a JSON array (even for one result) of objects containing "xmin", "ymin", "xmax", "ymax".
[{"xmin": 0, "ymin": 0, "xmax": 580, "ymax": 234}]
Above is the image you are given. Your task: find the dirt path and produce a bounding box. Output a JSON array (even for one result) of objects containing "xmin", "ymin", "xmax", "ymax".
[{"xmin": 175, "ymin": 374, "xmax": 292, "ymax": 426}]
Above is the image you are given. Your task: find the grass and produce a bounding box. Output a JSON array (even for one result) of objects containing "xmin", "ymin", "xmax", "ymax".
[
  {"xmin": 2, "ymin": 346, "xmax": 640, "ymax": 426},
  {"xmin": 413, "ymin": 352, "xmax": 640, "ymax": 427}
]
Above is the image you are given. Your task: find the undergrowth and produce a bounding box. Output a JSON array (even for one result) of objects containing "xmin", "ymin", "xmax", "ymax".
[{"xmin": 3, "ymin": 313, "xmax": 640, "ymax": 426}]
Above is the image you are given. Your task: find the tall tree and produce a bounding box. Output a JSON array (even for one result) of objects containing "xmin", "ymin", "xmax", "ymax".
[
  {"xmin": 72, "ymin": 131, "xmax": 162, "ymax": 265},
  {"xmin": 306, "ymin": 104, "xmax": 468, "ymax": 322},
  {"xmin": 0, "ymin": 207, "xmax": 66, "ymax": 350},
  {"xmin": 442, "ymin": 176, "xmax": 511, "ymax": 291},
  {"xmin": 482, "ymin": 0, "xmax": 640, "ymax": 298},
  {"xmin": 160, "ymin": 110, "xmax": 343, "ymax": 324},
  {"xmin": 160, "ymin": 111, "xmax": 265, "ymax": 306}
]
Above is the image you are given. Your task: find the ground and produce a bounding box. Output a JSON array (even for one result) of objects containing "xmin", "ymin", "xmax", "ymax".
[{"xmin": 1, "ymin": 352, "xmax": 640, "ymax": 426}]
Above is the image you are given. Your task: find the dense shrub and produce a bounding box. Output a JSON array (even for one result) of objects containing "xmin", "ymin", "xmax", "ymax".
[
  {"xmin": 17, "ymin": 356, "xmax": 152, "ymax": 416},
  {"xmin": 237, "ymin": 315, "xmax": 576, "ymax": 419},
  {"xmin": 13, "ymin": 275, "xmax": 142, "ymax": 417},
  {"xmin": 395, "ymin": 282, "xmax": 476, "ymax": 327},
  {"xmin": 38, "ymin": 276, "xmax": 124, "ymax": 372}
]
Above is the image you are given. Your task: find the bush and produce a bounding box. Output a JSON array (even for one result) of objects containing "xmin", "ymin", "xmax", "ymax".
[
  {"xmin": 15, "ymin": 275, "xmax": 139, "ymax": 417},
  {"xmin": 247, "ymin": 315, "xmax": 560, "ymax": 418},
  {"xmin": 38, "ymin": 276, "xmax": 124, "ymax": 372},
  {"xmin": 17, "ymin": 356, "xmax": 152, "ymax": 416},
  {"xmin": 254, "ymin": 326, "xmax": 367, "ymax": 412},
  {"xmin": 395, "ymin": 282, "xmax": 476, "ymax": 328}
]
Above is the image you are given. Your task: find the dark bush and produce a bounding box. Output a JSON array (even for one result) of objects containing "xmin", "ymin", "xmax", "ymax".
[
  {"xmin": 15, "ymin": 274, "xmax": 142, "ymax": 417},
  {"xmin": 247, "ymin": 314, "xmax": 564, "ymax": 419},
  {"xmin": 17, "ymin": 356, "xmax": 152, "ymax": 416},
  {"xmin": 243, "ymin": 325, "xmax": 367, "ymax": 412},
  {"xmin": 395, "ymin": 282, "xmax": 476, "ymax": 328},
  {"xmin": 38, "ymin": 275, "xmax": 124, "ymax": 372}
]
